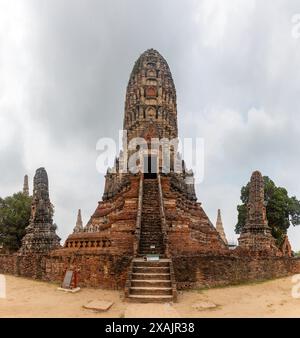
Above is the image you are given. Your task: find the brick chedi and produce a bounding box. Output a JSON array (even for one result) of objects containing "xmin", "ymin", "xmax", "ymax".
[
  {"xmin": 62, "ymin": 49, "xmax": 226, "ymax": 258},
  {"xmin": 23, "ymin": 174, "xmax": 29, "ymax": 196},
  {"xmin": 73, "ymin": 209, "xmax": 84, "ymax": 233},
  {"xmin": 60, "ymin": 49, "xmax": 227, "ymax": 301},
  {"xmin": 238, "ymin": 170, "xmax": 280, "ymax": 254},
  {"xmin": 216, "ymin": 209, "xmax": 228, "ymax": 246},
  {"xmin": 20, "ymin": 168, "xmax": 61, "ymax": 254}
]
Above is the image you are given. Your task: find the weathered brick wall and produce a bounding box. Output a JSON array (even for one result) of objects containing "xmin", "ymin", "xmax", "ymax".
[
  {"xmin": 44, "ymin": 253, "xmax": 132, "ymax": 289},
  {"xmin": 0, "ymin": 255, "xmax": 17, "ymax": 274},
  {"xmin": 0, "ymin": 253, "xmax": 132, "ymax": 289},
  {"xmin": 173, "ymin": 254, "xmax": 300, "ymax": 289},
  {"xmin": 2, "ymin": 253, "xmax": 300, "ymax": 290}
]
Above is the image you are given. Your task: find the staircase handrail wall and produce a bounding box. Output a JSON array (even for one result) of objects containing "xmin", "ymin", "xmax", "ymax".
[
  {"xmin": 134, "ymin": 173, "xmax": 144, "ymax": 256},
  {"xmin": 157, "ymin": 173, "xmax": 170, "ymax": 257}
]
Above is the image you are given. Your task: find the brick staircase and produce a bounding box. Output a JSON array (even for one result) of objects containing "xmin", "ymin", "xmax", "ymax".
[
  {"xmin": 138, "ymin": 178, "xmax": 164, "ymax": 256},
  {"xmin": 126, "ymin": 258, "xmax": 177, "ymax": 303},
  {"xmin": 125, "ymin": 177, "xmax": 177, "ymax": 303}
]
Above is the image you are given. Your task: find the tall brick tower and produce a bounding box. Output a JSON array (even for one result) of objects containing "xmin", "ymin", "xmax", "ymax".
[
  {"xmin": 64, "ymin": 49, "xmax": 225, "ymax": 254},
  {"xmin": 63, "ymin": 49, "xmax": 227, "ymax": 301},
  {"xmin": 238, "ymin": 171, "xmax": 279, "ymax": 254}
]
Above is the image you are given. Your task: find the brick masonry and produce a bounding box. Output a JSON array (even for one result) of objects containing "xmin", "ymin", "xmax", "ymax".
[
  {"xmin": 1, "ymin": 252, "xmax": 300, "ymax": 290},
  {"xmin": 0, "ymin": 253, "xmax": 131, "ymax": 289},
  {"xmin": 173, "ymin": 254, "xmax": 300, "ymax": 289}
]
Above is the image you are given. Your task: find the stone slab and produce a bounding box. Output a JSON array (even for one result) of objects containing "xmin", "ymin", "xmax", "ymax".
[
  {"xmin": 57, "ymin": 287, "xmax": 81, "ymax": 293},
  {"xmin": 192, "ymin": 301, "xmax": 217, "ymax": 311},
  {"xmin": 83, "ymin": 300, "xmax": 114, "ymax": 312}
]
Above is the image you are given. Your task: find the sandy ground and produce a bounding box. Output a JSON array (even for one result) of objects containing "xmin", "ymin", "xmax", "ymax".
[{"xmin": 1, "ymin": 275, "xmax": 300, "ymax": 318}]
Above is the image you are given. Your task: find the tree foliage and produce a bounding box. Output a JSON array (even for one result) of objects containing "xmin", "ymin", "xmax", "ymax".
[
  {"xmin": 0, "ymin": 192, "xmax": 32, "ymax": 252},
  {"xmin": 235, "ymin": 176, "xmax": 300, "ymax": 246}
]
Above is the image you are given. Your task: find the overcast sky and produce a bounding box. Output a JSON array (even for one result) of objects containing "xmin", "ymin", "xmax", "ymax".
[{"xmin": 1, "ymin": 0, "xmax": 300, "ymax": 249}]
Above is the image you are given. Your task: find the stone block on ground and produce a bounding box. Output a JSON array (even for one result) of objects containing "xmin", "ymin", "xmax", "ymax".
[
  {"xmin": 83, "ymin": 300, "xmax": 114, "ymax": 312},
  {"xmin": 57, "ymin": 287, "xmax": 81, "ymax": 293},
  {"xmin": 192, "ymin": 301, "xmax": 217, "ymax": 311}
]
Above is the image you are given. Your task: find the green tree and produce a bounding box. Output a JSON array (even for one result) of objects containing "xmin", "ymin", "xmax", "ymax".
[
  {"xmin": 235, "ymin": 176, "xmax": 300, "ymax": 247},
  {"xmin": 0, "ymin": 192, "xmax": 32, "ymax": 252}
]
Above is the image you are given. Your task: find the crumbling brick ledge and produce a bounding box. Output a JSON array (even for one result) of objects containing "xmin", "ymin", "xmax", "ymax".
[
  {"xmin": 0, "ymin": 253, "xmax": 132, "ymax": 290},
  {"xmin": 1, "ymin": 252, "xmax": 300, "ymax": 291},
  {"xmin": 172, "ymin": 254, "xmax": 300, "ymax": 290}
]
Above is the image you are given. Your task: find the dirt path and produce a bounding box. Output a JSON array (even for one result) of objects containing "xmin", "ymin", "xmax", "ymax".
[{"xmin": 1, "ymin": 275, "xmax": 300, "ymax": 317}]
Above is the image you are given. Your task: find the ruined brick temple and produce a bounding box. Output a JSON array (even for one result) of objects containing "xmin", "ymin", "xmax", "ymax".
[{"xmin": 0, "ymin": 49, "xmax": 299, "ymax": 302}]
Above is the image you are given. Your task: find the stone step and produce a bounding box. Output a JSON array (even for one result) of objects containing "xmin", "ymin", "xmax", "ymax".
[
  {"xmin": 141, "ymin": 223, "xmax": 161, "ymax": 225},
  {"xmin": 139, "ymin": 246, "xmax": 163, "ymax": 250},
  {"xmin": 142, "ymin": 207, "xmax": 159, "ymax": 209},
  {"xmin": 141, "ymin": 219, "xmax": 161, "ymax": 221},
  {"xmin": 139, "ymin": 248, "xmax": 163, "ymax": 253},
  {"xmin": 139, "ymin": 248, "xmax": 163, "ymax": 252},
  {"xmin": 139, "ymin": 250, "xmax": 164, "ymax": 257},
  {"xmin": 141, "ymin": 224, "xmax": 161, "ymax": 227},
  {"xmin": 139, "ymin": 252, "xmax": 164, "ymax": 256},
  {"xmin": 140, "ymin": 241, "xmax": 162, "ymax": 250},
  {"xmin": 141, "ymin": 220, "xmax": 161, "ymax": 222},
  {"xmin": 140, "ymin": 231, "xmax": 161, "ymax": 233},
  {"xmin": 141, "ymin": 210, "xmax": 160, "ymax": 213},
  {"xmin": 139, "ymin": 241, "xmax": 163, "ymax": 246},
  {"xmin": 132, "ymin": 273, "xmax": 171, "ymax": 281},
  {"xmin": 141, "ymin": 218, "xmax": 161, "ymax": 222},
  {"xmin": 127, "ymin": 294, "xmax": 174, "ymax": 303},
  {"xmin": 130, "ymin": 287, "xmax": 173, "ymax": 296},
  {"xmin": 139, "ymin": 239, "xmax": 163, "ymax": 242},
  {"xmin": 133, "ymin": 260, "xmax": 170, "ymax": 267},
  {"xmin": 139, "ymin": 240, "xmax": 163, "ymax": 244},
  {"xmin": 133, "ymin": 266, "xmax": 170, "ymax": 274},
  {"xmin": 131, "ymin": 280, "xmax": 172, "ymax": 288},
  {"xmin": 139, "ymin": 244, "xmax": 162, "ymax": 247},
  {"xmin": 139, "ymin": 231, "xmax": 163, "ymax": 234},
  {"xmin": 139, "ymin": 235, "xmax": 162, "ymax": 238}
]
